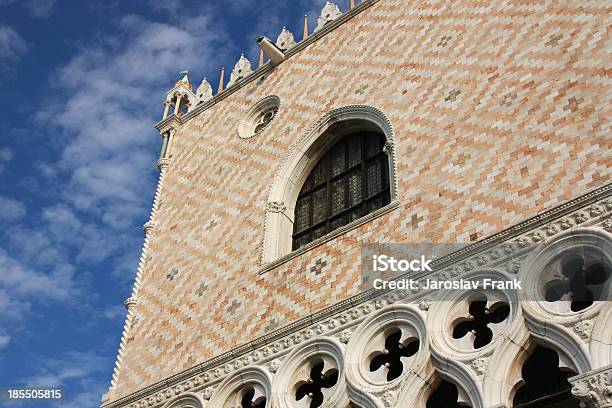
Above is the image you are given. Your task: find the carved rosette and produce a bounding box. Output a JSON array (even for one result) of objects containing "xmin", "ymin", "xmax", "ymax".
[{"xmin": 570, "ymin": 365, "xmax": 612, "ymax": 407}]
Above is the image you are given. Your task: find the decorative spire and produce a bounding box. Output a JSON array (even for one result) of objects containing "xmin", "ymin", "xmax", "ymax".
[
  {"xmin": 176, "ymin": 70, "xmax": 192, "ymax": 90},
  {"xmin": 217, "ymin": 67, "xmax": 225, "ymax": 93},
  {"xmin": 303, "ymin": 14, "xmax": 309, "ymax": 39},
  {"xmin": 259, "ymin": 48, "xmax": 265, "ymax": 67},
  {"xmin": 316, "ymin": 1, "xmax": 342, "ymax": 31},
  {"xmin": 227, "ymin": 54, "xmax": 253, "ymax": 87},
  {"xmin": 350, "ymin": 0, "xmax": 356, "ymax": 9},
  {"xmin": 196, "ymin": 78, "xmax": 213, "ymax": 102},
  {"xmin": 276, "ymin": 27, "xmax": 296, "ymax": 51}
]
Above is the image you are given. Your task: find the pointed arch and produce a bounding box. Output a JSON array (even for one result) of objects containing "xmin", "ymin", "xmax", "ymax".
[{"xmin": 261, "ymin": 105, "xmax": 398, "ymax": 263}]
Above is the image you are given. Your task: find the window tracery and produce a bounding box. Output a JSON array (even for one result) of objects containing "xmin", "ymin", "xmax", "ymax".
[
  {"xmin": 294, "ymin": 359, "xmax": 339, "ymax": 408},
  {"xmin": 452, "ymin": 299, "xmax": 510, "ymax": 349},
  {"xmin": 369, "ymin": 329, "xmax": 419, "ymax": 381}
]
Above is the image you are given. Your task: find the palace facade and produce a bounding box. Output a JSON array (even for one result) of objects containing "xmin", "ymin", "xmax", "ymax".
[{"xmin": 103, "ymin": 1, "xmax": 612, "ymax": 407}]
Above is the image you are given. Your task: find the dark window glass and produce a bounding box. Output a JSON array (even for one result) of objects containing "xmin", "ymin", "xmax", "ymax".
[
  {"xmin": 292, "ymin": 132, "xmax": 391, "ymax": 250},
  {"xmin": 513, "ymin": 346, "xmax": 580, "ymax": 408}
]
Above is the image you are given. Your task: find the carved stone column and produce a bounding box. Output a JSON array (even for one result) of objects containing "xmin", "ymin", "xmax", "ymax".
[
  {"xmin": 159, "ymin": 132, "xmax": 169, "ymax": 159},
  {"xmin": 570, "ymin": 365, "xmax": 612, "ymax": 408},
  {"xmin": 162, "ymin": 100, "xmax": 171, "ymax": 120},
  {"xmin": 173, "ymin": 93, "xmax": 183, "ymax": 116},
  {"xmin": 164, "ymin": 128, "xmax": 177, "ymax": 159}
]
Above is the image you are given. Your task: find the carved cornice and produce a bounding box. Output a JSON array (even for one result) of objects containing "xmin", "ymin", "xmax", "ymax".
[
  {"xmin": 155, "ymin": 115, "xmax": 182, "ymax": 137},
  {"xmin": 102, "ymin": 186, "xmax": 611, "ymax": 408},
  {"xmin": 570, "ymin": 365, "xmax": 612, "ymax": 408}
]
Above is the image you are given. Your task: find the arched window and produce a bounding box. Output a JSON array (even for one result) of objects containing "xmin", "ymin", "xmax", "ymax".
[
  {"xmin": 292, "ymin": 132, "xmax": 391, "ymax": 250},
  {"xmin": 426, "ymin": 380, "xmax": 469, "ymax": 408},
  {"xmin": 513, "ymin": 345, "xmax": 579, "ymax": 408}
]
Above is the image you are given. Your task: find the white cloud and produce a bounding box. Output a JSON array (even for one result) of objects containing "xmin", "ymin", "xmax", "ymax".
[
  {"xmin": 147, "ymin": 0, "xmax": 183, "ymax": 16},
  {"xmin": 0, "ymin": 148, "xmax": 11, "ymax": 174},
  {"xmin": 38, "ymin": 12, "xmax": 229, "ymax": 235},
  {"xmin": 25, "ymin": 351, "xmax": 107, "ymax": 387},
  {"xmin": 103, "ymin": 304, "xmax": 125, "ymax": 322},
  {"xmin": 0, "ymin": 196, "xmax": 26, "ymax": 222},
  {"xmin": 0, "ymin": 24, "xmax": 27, "ymax": 72},
  {"xmin": 0, "ymin": 147, "xmax": 12, "ymax": 162},
  {"xmin": 24, "ymin": 0, "xmax": 55, "ymax": 18},
  {"xmin": 0, "ymin": 248, "xmax": 78, "ymax": 302},
  {"xmin": 0, "ymin": 333, "xmax": 10, "ymax": 349},
  {"xmin": 0, "ymin": 8, "xmax": 234, "ymax": 356},
  {"xmin": 21, "ymin": 350, "xmax": 109, "ymax": 408}
]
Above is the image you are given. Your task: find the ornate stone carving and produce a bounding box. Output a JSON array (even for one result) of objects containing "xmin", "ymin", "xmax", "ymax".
[
  {"xmin": 573, "ymin": 320, "xmax": 594, "ymax": 340},
  {"xmin": 124, "ymin": 297, "xmax": 138, "ymax": 311},
  {"xmin": 269, "ymin": 359, "xmax": 281, "ymax": 373},
  {"xmin": 418, "ymin": 298, "xmax": 431, "ymax": 311},
  {"xmin": 574, "ymin": 212, "xmax": 589, "ymax": 224},
  {"xmin": 227, "ymin": 54, "xmax": 253, "ymax": 87},
  {"xmin": 505, "ymin": 258, "xmax": 522, "ymax": 274},
  {"xmin": 570, "ymin": 366, "xmax": 612, "ymax": 408},
  {"xmin": 202, "ymin": 387, "xmax": 214, "ymax": 400},
  {"xmin": 561, "ymin": 219, "xmax": 573, "ymax": 230},
  {"xmin": 383, "ymin": 141, "xmax": 392, "ymax": 155},
  {"xmin": 517, "ymin": 236, "xmax": 531, "ymax": 248},
  {"xmin": 382, "ymin": 390, "xmax": 394, "ymax": 407},
  {"xmin": 142, "ymin": 221, "xmax": 156, "ymax": 235},
  {"xmin": 316, "ymin": 1, "xmax": 342, "ymax": 31},
  {"xmin": 276, "ymin": 27, "xmax": 296, "ymax": 50},
  {"xmin": 156, "ymin": 158, "xmax": 171, "ymax": 171},
  {"xmin": 590, "ymin": 205, "xmax": 604, "ymax": 217},
  {"xmin": 470, "ymin": 356, "xmax": 490, "ymax": 376},
  {"xmin": 266, "ymin": 201, "xmax": 287, "ymax": 213},
  {"xmin": 338, "ymin": 329, "xmax": 352, "ymax": 343},
  {"xmin": 546, "ymin": 224, "xmax": 559, "ymax": 236}
]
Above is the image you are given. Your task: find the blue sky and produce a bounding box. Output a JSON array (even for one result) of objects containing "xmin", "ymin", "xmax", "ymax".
[{"xmin": 0, "ymin": 0, "xmax": 331, "ymax": 406}]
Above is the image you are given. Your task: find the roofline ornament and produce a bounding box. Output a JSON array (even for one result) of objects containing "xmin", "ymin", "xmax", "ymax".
[
  {"xmin": 227, "ymin": 54, "xmax": 253, "ymax": 88},
  {"xmin": 316, "ymin": 1, "xmax": 342, "ymax": 31}
]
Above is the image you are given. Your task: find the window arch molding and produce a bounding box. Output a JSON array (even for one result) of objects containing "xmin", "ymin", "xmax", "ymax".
[
  {"xmin": 345, "ymin": 304, "xmax": 428, "ymax": 398},
  {"xmin": 208, "ymin": 365, "xmax": 273, "ymax": 408},
  {"xmin": 395, "ymin": 371, "xmax": 477, "ymax": 408},
  {"xmin": 518, "ymin": 227, "xmax": 612, "ymax": 321},
  {"xmin": 161, "ymin": 392, "xmax": 206, "ymax": 408},
  {"xmin": 262, "ymin": 105, "xmax": 398, "ymax": 264},
  {"xmin": 270, "ymin": 336, "xmax": 348, "ymax": 408}
]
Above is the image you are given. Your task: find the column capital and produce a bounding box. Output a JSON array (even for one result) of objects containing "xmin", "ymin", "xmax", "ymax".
[
  {"xmin": 143, "ymin": 221, "xmax": 156, "ymax": 235},
  {"xmin": 157, "ymin": 158, "xmax": 171, "ymax": 171},
  {"xmin": 124, "ymin": 297, "xmax": 138, "ymax": 311},
  {"xmin": 570, "ymin": 365, "xmax": 612, "ymax": 408}
]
